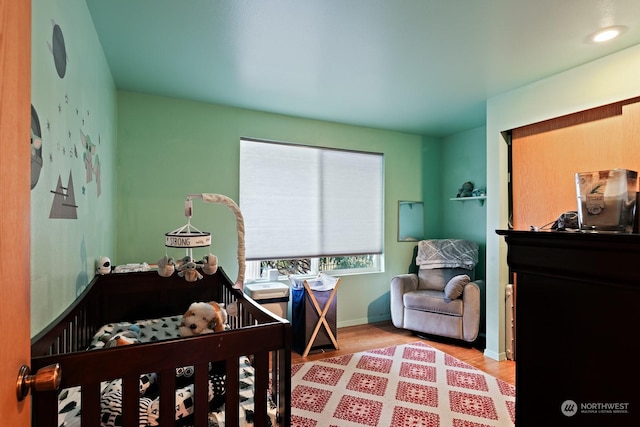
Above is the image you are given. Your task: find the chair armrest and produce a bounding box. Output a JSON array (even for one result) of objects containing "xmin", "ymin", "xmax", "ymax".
[
  {"xmin": 390, "ymin": 274, "xmax": 419, "ymax": 328},
  {"xmin": 474, "ymin": 279, "xmax": 486, "ymax": 335},
  {"xmin": 461, "ymin": 280, "xmax": 483, "ymax": 341}
]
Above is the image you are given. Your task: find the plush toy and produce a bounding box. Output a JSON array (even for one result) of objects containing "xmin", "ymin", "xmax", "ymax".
[
  {"xmin": 457, "ymin": 181, "xmax": 474, "ymax": 197},
  {"xmin": 97, "ymin": 256, "xmax": 112, "ymax": 275},
  {"xmin": 176, "ymin": 255, "xmax": 193, "ymax": 266},
  {"xmin": 101, "ymin": 325, "xmax": 141, "ymax": 348},
  {"xmin": 201, "ymin": 253, "xmax": 218, "ymax": 275},
  {"xmin": 178, "ymin": 301, "xmax": 228, "ymax": 337},
  {"xmin": 226, "ymin": 300, "xmax": 238, "ymax": 317},
  {"xmin": 175, "ymin": 256, "xmax": 202, "ymax": 282},
  {"xmin": 471, "ymin": 187, "xmax": 485, "ymax": 197},
  {"xmin": 157, "ymin": 255, "xmax": 176, "ymax": 277},
  {"xmin": 177, "ymin": 260, "xmax": 203, "ymax": 282}
]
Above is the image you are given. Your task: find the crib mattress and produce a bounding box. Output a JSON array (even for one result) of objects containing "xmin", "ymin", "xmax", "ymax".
[{"xmin": 57, "ymin": 316, "xmax": 277, "ymax": 427}]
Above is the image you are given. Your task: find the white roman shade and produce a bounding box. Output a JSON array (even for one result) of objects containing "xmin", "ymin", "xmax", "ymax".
[{"xmin": 240, "ymin": 138, "xmax": 384, "ymax": 260}]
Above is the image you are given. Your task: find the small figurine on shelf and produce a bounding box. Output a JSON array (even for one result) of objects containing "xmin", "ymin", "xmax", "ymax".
[
  {"xmin": 471, "ymin": 187, "xmax": 486, "ymax": 197},
  {"xmin": 457, "ymin": 182, "xmax": 474, "ymax": 197}
]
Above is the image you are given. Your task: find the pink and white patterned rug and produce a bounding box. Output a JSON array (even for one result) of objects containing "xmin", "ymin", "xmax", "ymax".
[{"xmin": 291, "ymin": 341, "xmax": 515, "ymax": 427}]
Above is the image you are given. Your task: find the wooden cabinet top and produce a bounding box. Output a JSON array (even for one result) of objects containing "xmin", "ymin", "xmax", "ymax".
[{"xmin": 496, "ymin": 229, "xmax": 640, "ymax": 286}]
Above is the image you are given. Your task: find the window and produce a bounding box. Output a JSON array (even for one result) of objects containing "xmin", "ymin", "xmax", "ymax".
[{"xmin": 239, "ymin": 138, "xmax": 384, "ymax": 278}]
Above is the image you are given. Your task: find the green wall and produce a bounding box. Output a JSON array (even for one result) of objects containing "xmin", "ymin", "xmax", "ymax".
[
  {"xmin": 28, "ymin": 0, "xmax": 640, "ymax": 357},
  {"xmin": 27, "ymin": 0, "xmax": 486, "ymax": 339},
  {"xmin": 116, "ymin": 91, "xmax": 429, "ymax": 327},
  {"xmin": 30, "ymin": 0, "xmax": 117, "ymax": 336},
  {"xmin": 440, "ymin": 126, "xmax": 487, "ymax": 281},
  {"xmin": 421, "ymin": 137, "xmax": 443, "ymax": 239}
]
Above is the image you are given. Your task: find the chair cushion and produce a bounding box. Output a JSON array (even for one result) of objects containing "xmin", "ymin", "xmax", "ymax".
[
  {"xmin": 444, "ymin": 275, "xmax": 470, "ymax": 300},
  {"xmin": 418, "ymin": 268, "xmax": 472, "ymax": 291},
  {"xmin": 403, "ymin": 290, "xmax": 464, "ymax": 316}
]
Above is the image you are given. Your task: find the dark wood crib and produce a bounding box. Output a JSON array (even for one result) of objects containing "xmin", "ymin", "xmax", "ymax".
[{"xmin": 30, "ymin": 268, "xmax": 291, "ymax": 427}]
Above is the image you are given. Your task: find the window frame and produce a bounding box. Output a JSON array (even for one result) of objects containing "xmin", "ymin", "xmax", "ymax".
[
  {"xmin": 245, "ymin": 254, "xmax": 383, "ymax": 281},
  {"xmin": 239, "ymin": 137, "xmax": 384, "ymax": 278}
]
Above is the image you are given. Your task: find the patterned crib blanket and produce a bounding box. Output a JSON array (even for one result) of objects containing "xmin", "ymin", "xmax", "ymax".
[
  {"xmin": 416, "ymin": 239, "xmax": 479, "ymax": 270},
  {"xmin": 57, "ymin": 316, "xmax": 277, "ymax": 427}
]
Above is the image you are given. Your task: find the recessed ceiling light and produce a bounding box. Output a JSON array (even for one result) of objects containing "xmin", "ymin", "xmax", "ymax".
[{"xmin": 588, "ymin": 25, "xmax": 628, "ymax": 43}]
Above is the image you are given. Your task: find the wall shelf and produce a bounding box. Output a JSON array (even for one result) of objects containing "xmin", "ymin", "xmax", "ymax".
[{"xmin": 450, "ymin": 196, "xmax": 486, "ymax": 206}]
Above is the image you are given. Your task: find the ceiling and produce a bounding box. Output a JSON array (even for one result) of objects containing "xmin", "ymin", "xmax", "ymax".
[{"xmin": 85, "ymin": 0, "xmax": 640, "ymax": 137}]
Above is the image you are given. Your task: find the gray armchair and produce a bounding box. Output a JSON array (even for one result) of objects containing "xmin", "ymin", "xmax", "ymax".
[{"xmin": 390, "ymin": 242, "xmax": 485, "ymax": 343}]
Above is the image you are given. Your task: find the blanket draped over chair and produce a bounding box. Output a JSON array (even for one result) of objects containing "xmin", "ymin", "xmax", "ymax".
[{"xmin": 416, "ymin": 239, "xmax": 478, "ymax": 270}]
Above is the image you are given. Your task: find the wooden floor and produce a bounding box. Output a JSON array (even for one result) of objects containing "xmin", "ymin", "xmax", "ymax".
[{"xmin": 292, "ymin": 321, "xmax": 515, "ymax": 385}]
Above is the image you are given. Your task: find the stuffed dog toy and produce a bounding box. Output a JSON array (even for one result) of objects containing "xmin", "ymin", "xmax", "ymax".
[{"xmin": 178, "ymin": 301, "xmax": 228, "ymax": 337}]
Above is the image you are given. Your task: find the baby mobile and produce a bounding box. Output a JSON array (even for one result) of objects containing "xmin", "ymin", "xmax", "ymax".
[{"xmin": 158, "ymin": 193, "xmax": 246, "ymax": 289}]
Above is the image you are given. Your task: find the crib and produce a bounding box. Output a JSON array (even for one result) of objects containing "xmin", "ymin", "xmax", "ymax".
[{"xmin": 30, "ymin": 268, "xmax": 291, "ymax": 427}]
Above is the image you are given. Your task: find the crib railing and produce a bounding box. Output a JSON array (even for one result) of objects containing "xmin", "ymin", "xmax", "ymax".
[
  {"xmin": 30, "ymin": 269, "xmax": 291, "ymax": 427},
  {"xmin": 31, "ymin": 284, "xmax": 99, "ymax": 356},
  {"xmin": 32, "ymin": 323, "xmax": 289, "ymax": 427}
]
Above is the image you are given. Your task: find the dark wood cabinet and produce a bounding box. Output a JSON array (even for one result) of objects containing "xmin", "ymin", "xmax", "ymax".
[{"xmin": 497, "ymin": 230, "xmax": 639, "ymax": 426}]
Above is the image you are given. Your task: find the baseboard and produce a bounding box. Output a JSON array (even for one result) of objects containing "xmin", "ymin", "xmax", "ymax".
[
  {"xmin": 483, "ymin": 348, "xmax": 507, "ymax": 361},
  {"xmin": 337, "ymin": 314, "xmax": 390, "ymax": 329}
]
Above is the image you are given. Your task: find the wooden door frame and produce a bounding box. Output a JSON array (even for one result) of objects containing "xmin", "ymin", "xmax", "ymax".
[{"xmin": 0, "ymin": 0, "xmax": 32, "ymax": 425}]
